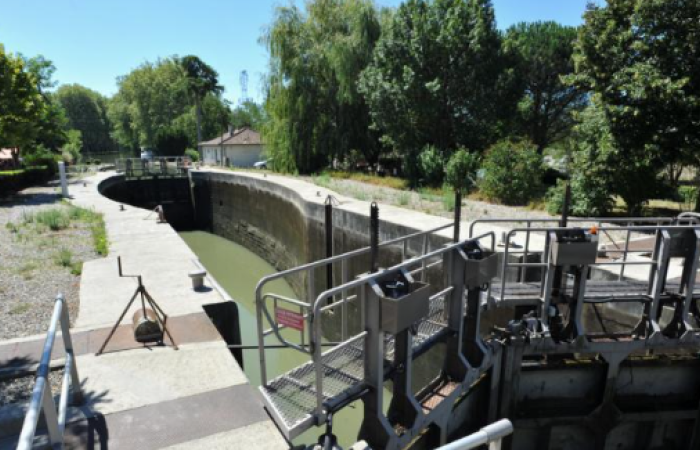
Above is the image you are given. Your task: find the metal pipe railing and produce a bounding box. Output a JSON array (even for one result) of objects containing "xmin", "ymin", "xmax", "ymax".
[
  {"xmin": 17, "ymin": 294, "xmax": 82, "ymax": 450},
  {"xmin": 496, "ymin": 224, "xmax": 700, "ymax": 304},
  {"xmin": 255, "ymin": 221, "xmax": 455, "ymax": 384},
  {"xmin": 309, "ymin": 232, "xmax": 496, "ymax": 418},
  {"xmin": 436, "ymin": 419, "xmax": 514, "ymax": 450}
]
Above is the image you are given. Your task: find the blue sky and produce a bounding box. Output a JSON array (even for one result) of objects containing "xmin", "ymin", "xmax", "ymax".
[{"xmin": 0, "ymin": 0, "xmax": 590, "ymax": 104}]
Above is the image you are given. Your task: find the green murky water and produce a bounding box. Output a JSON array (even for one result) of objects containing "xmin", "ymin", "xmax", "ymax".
[{"xmin": 180, "ymin": 231, "xmax": 368, "ymax": 448}]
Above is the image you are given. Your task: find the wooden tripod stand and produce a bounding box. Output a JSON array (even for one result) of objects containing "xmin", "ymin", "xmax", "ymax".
[{"xmin": 96, "ymin": 257, "xmax": 178, "ymax": 356}]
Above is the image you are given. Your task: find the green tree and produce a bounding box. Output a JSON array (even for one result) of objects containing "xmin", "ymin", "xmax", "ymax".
[
  {"xmin": 230, "ymin": 100, "xmax": 266, "ymax": 130},
  {"xmin": 263, "ymin": 0, "xmax": 382, "ymax": 173},
  {"xmin": 0, "ymin": 46, "xmax": 43, "ymax": 165},
  {"xmin": 179, "ymin": 55, "xmax": 223, "ymax": 146},
  {"xmin": 445, "ymin": 148, "xmax": 479, "ymax": 193},
  {"xmin": 504, "ymin": 21, "xmax": 585, "ymax": 152},
  {"xmin": 55, "ymin": 84, "xmax": 116, "ymax": 154},
  {"xmin": 547, "ymin": 104, "xmax": 665, "ymax": 216},
  {"xmin": 359, "ymin": 0, "xmax": 519, "ymax": 173},
  {"xmin": 574, "ymin": 0, "xmax": 700, "ymax": 210},
  {"xmin": 480, "ymin": 139, "xmax": 543, "ymax": 205},
  {"xmin": 109, "ymin": 57, "xmax": 230, "ymax": 154},
  {"xmin": 61, "ymin": 129, "xmax": 83, "ymax": 164}
]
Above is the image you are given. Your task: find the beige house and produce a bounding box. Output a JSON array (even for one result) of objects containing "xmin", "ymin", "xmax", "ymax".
[{"xmin": 198, "ymin": 127, "xmax": 264, "ymax": 167}]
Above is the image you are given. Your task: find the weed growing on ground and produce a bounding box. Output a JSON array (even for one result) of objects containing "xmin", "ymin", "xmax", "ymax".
[
  {"xmin": 398, "ymin": 191, "xmax": 411, "ymax": 206},
  {"xmin": 34, "ymin": 209, "xmax": 70, "ymax": 231},
  {"xmin": 70, "ymin": 262, "xmax": 83, "ymax": 276},
  {"xmin": 5, "ymin": 221, "xmax": 18, "ymax": 233},
  {"xmin": 9, "ymin": 303, "xmax": 30, "ymax": 315},
  {"xmin": 442, "ymin": 189, "xmax": 456, "ymax": 212},
  {"xmin": 16, "ymin": 261, "xmax": 38, "ymax": 279},
  {"xmin": 55, "ymin": 248, "xmax": 73, "ymax": 267}
]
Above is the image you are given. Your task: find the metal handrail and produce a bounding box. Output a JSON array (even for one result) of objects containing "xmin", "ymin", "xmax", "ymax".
[
  {"xmin": 467, "ymin": 216, "xmax": 678, "ymax": 239},
  {"xmin": 18, "ymin": 294, "xmax": 82, "ymax": 450},
  {"xmin": 309, "ymin": 231, "xmax": 496, "ymax": 419},
  {"xmin": 255, "ymin": 221, "xmax": 456, "ymax": 384},
  {"xmin": 436, "ymin": 419, "xmax": 514, "ymax": 450},
  {"xmin": 495, "ymin": 224, "xmax": 700, "ymax": 304}
]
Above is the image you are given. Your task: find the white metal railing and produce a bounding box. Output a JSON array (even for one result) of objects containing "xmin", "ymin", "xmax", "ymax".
[
  {"xmin": 493, "ymin": 224, "xmax": 700, "ymax": 305},
  {"xmin": 437, "ymin": 419, "xmax": 514, "ymax": 450},
  {"xmin": 255, "ymin": 222, "xmax": 468, "ymax": 383},
  {"xmin": 308, "ymin": 231, "xmax": 495, "ymax": 420},
  {"xmin": 117, "ymin": 157, "xmax": 192, "ymax": 178},
  {"xmin": 17, "ymin": 294, "xmax": 82, "ymax": 450}
]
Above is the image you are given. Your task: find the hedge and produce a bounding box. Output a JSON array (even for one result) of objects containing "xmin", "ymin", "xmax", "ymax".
[{"xmin": 0, "ymin": 166, "xmax": 52, "ymax": 196}]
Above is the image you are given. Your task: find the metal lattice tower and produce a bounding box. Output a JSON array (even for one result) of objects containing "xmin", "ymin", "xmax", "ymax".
[{"xmin": 239, "ymin": 70, "xmax": 249, "ymax": 104}]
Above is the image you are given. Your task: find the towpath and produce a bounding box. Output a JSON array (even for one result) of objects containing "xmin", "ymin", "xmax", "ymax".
[{"xmin": 0, "ymin": 172, "xmax": 287, "ymax": 449}]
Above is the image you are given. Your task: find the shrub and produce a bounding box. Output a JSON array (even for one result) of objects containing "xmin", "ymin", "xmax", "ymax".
[
  {"xmin": 444, "ymin": 148, "xmax": 479, "ymax": 193},
  {"xmin": 418, "ymin": 145, "xmax": 445, "ymax": 187},
  {"xmin": 679, "ymin": 186, "xmax": 699, "ymax": 211},
  {"xmin": 480, "ymin": 140, "xmax": 543, "ymax": 205},
  {"xmin": 185, "ymin": 148, "xmax": 200, "ymax": 162}
]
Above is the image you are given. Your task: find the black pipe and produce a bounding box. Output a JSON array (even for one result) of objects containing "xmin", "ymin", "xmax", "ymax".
[
  {"xmin": 325, "ymin": 195, "xmax": 334, "ymax": 291},
  {"xmin": 453, "ymin": 190, "xmax": 462, "ymax": 242},
  {"xmin": 370, "ymin": 202, "xmax": 379, "ymax": 273}
]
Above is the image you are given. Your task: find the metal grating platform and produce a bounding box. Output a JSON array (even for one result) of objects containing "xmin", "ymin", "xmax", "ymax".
[
  {"xmin": 260, "ymin": 335, "xmax": 367, "ymax": 440},
  {"xmin": 260, "ymin": 291, "xmax": 450, "ymax": 440}
]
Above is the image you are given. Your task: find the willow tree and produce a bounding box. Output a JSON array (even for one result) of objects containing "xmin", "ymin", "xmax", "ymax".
[{"xmin": 263, "ymin": 0, "xmax": 381, "ymax": 173}]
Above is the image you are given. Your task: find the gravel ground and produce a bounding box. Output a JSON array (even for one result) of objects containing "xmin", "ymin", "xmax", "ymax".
[
  {"xmin": 0, "ymin": 368, "xmax": 65, "ymax": 408},
  {"xmin": 0, "ymin": 179, "xmax": 103, "ymax": 341}
]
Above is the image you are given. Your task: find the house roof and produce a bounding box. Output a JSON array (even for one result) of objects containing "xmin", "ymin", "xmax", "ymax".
[
  {"xmin": 198, "ymin": 127, "xmax": 262, "ymax": 146},
  {"xmin": 0, "ymin": 148, "xmax": 15, "ymax": 160}
]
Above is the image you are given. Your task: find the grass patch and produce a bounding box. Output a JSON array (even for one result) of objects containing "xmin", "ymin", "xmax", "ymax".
[
  {"xmin": 9, "ymin": 303, "xmax": 31, "ymax": 315},
  {"xmin": 55, "ymin": 248, "xmax": 73, "ymax": 267},
  {"xmin": 5, "ymin": 221, "xmax": 19, "ymax": 233},
  {"xmin": 442, "ymin": 189, "xmax": 456, "ymax": 212},
  {"xmin": 34, "ymin": 209, "xmax": 70, "ymax": 231},
  {"xmin": 70, "ymin": 262, "xmax": 83, "ymax": 276},
  {"xmin": 323, "ymin": 170, "xmax": 408, "ymax": 190},
  {"xmin": 16, "ymin": 261, "xmax": 38, "ymax": 279},
  {"xmin": 398, "ymin": 191, "xmax": 411, "ymax": 206}
]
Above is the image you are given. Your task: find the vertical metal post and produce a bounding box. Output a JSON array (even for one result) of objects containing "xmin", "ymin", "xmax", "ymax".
[
  {"xmin": 521, "ymin": 221, "xmax": 531, "ymax": 283},
  {"xmin": 60, "ymin": 296, "xmax": 82, "ymax": 405},
  {"xmin": 325, "ymin": 196, "xmax": 334, "ymax": 294},
  {"xmin": 421, "ymin": 234, "xmax": 429, "ymax": 282},
  {"xmin": 58, "ymin": 161, "xmax": 69, "ymax": 198},
  {"xmin": 453, "ymin": 190, "xmax": 462, "ymax": 242},
  {"xmin": 341, "ymin": 259, "xmax": 349, "ymax": 341},
  {"xmin": 370, "ymin": 203, "xmax": 379, "ymax": 273},
  {"xmin": 619, "ymin": 227, "xmax": 632, "ymax": 280}
]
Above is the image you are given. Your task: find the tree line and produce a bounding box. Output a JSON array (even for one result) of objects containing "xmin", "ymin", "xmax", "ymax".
[
  {"xmin": 263, "ymin": 0, "xmax": 700, "ymax": 215},
  {"xmin": 1, "ymin": 48, "xmax": 265, "ymax": 167}
]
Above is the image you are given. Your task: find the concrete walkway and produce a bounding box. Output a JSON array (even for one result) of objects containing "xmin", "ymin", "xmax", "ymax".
[{"xmin": 0, "ymin": 172, "xmax": 287, "ymax": 449}]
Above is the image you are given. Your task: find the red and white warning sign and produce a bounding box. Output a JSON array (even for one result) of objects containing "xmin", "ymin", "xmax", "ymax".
[{"xmin": 275, "ymin": 307, "xmax": 305, "ymax": 331}]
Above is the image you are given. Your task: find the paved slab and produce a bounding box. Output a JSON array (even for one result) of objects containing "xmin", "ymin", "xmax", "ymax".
[{"xmin": 0, "ymin": 312, "xmax": 220, "ymax": 371}]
